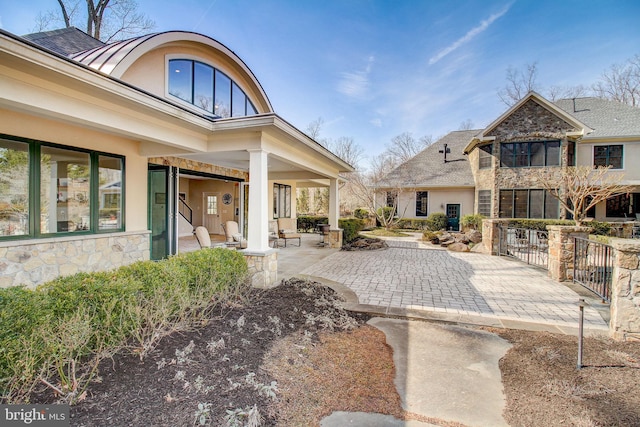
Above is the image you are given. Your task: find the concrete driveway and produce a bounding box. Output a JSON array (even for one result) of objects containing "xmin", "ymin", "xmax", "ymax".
[{"xmin": 295, "ymin": 236, "xmax": 608, "ymax": 335}]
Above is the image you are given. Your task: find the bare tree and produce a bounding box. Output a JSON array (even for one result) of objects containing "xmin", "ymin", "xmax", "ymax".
[
  {"xmin": 383, "ymin": 132, "xmax": 431, "ymax": 166},
  {"xmin": 547, "ymin": 84, "xmax": 590, "ymax": 101},
  {"xmin": 592, "ymin": 54, "xmax": 640, "ymax": 107},
  {"xmin": 497, "ymin": 62, "xmax": 539, "ymax": 106},
  {"xmin": 34, "ymin": 0, "xmax": 154, "ymax": 42},
  {"xmin": 331, "ymin": 137, "xmax": 364, "ymax": 168},
  {"xmin": 532, "ymin": 166, "xmax": 635, "ymax": 226},
  {"xmin": 458, "ymin": 119, "xmax": 474, "ymax": 130}
]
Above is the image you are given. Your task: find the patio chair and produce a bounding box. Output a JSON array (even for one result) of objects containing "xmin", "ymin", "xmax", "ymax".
[
  {"xmin": 222, "ymin": 220, "xmax": 248, "ymax": 249},
  {"xmin": 195, "ymin": 226, "xmax": 212, "ymax": 248},
  {"xmin": 277, "ymin": 217, "xmax": 301, "ymax": 247}
]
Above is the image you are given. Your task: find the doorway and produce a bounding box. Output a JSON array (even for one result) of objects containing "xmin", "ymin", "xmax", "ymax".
[
  {"xmin": 203, "ymin": 192, "xmax": 221, "ymax": 235},
  {"xmin": 148, "ymin": 165, "xmax": 177, "ymax": 260},
  {"xmin": 446, "ymin": 204, "xmax": 460, "ymax": 231}
]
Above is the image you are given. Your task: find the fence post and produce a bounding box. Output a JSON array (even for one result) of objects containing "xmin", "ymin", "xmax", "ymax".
[{"xmin": 609, "ymin": 238, "xmax": 640, "ymax": 341}]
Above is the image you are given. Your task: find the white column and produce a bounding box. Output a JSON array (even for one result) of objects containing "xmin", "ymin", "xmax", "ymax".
[
  {"xmin": 247, "ymin": 149, "xmax": 270, "ymax": 251},
  {"xmin": 329, "ymin": 178, "xmax": 340, "ymax": 228}
]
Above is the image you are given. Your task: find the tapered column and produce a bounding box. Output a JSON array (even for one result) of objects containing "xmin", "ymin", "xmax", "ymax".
[
  {"xmin": 247, "ymin": 149, "xmax": 269, "ymax": 251},
  {"xmin": 329, "ymin": 178, "xmax": 339, "ymax": 228}
]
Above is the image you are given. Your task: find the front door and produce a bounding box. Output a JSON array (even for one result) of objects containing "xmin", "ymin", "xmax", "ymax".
[
  {"xmin": 203, "ymin": 192, "xmax": 221, "ymax": 235},
  {"xmin": 148, "ymin": 165, "xmax": 177, "ymax": 260},
  {"xmin": 446, "ymin": 204, "xmax": 460, "ymax": 231}
]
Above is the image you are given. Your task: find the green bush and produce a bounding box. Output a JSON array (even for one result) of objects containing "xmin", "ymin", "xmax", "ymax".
[
  {"xmin": 507, "ymin": 219, "xmax": 575, "ymax": 231},
  {"xmin": 588, "ymin": 221, "xmax": 611, "ymax": 236},
  {"xmin": 425, "ymin": 212, "xmax": 448, "ymax": 231},
  {"xmin": 376, "ymin": 207, "xmax": 396, "ymax": 224},
  {"xmin": 353, "ymin": 208, "xmax": 369, "ymax": 219},
  {"xmin": 461, "ymin": 214, "xmax": 485, "ymax": 230},
  {"xmin": 0, "ymin": 248, "xmax": 249, "ymax": 404},
  {"xmin": 339, "ymin": 218, "xmax": 365, "ymax": 243},
  {"xmin": 296, "ymin": 215, "xmax": 328, "ymax": 232}
]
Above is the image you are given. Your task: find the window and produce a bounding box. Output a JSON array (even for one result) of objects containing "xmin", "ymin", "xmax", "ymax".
[
  {"xmin": 478, "ymin": 144, "xmax": 492, "ymax": 169},
  {"xmin": 273, "ymin": 183, "xmax": 291, "ymax": 218},
  {"xmin": 168, "ymin": 59, "xmax": 258, "ymax": 118},
  {"xmin": 606, "ymin": 193, "xmax": 640, "ymax": 217},
  {"xmin": 386, "ymin": 191, "xmax": 397, "ymax": 208},
  {"xmin": 499, "ymin": 189, "xmax": 558, "ymax": 219},
  {"xmin": 416, "ymin": 191, "xmax": 428, "ymax": 216},
  {"xmin": 477, "ymin": 190, "xmax": 491, "ymax": 217},
  {"xmin": 0, "ymin": 135, "xmax": 124, "ymax": 238},
  {"xmin": 594, "ymin": 145, "xmax": 623, "ymax": 169},
  {"xmin": 500, "ymin": 140, "xmax": 561, "ymax": 168},
  {"xmin": 206, "ymin": 195, "xmax": 218, "ymax": 215}
]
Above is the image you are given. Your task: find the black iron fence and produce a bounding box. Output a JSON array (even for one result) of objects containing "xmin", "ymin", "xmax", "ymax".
[
  {"xmin": 573, "ymin": 237, "xmax": 612, "ymax": 302},
  {"xmin": 498, "ymin": 226, "xmax": 549, "ymax": 269}
]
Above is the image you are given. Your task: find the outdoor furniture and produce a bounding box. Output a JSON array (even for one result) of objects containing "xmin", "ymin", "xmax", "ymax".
[
  {"xmin": 269, "ymin": 220, "xmax": 279, "ymax": 248},
  {"xmin": 277, "ymin": 218, "xmax": 301, "ymax": 247},
  {"xmin": 317, "ymin": 223, "xmax": 330, "ymax": 247},
  {"xmin": 195, "ymin": 226, "xmax": 214, "ymax": 248},
  {"xmin": 222, "ymin": 221, "xmax": 248, "ymax": 249}
]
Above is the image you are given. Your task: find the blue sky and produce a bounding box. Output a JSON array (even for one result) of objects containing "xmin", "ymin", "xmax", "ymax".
[{"xmin": 1, "ymin": 0, "xmax": 640, "ymax": 165}]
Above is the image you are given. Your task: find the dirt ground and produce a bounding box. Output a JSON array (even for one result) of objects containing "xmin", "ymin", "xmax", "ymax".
[{"xmin": 32, "ymin": 278, "xmax": 640, "ymax": 426}]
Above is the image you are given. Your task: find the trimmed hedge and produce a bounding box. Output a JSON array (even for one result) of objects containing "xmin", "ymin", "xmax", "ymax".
[
  {"xmin": 0, "ymin": 248, "xmax": 249, "ymax": 403},
  {"xmin": 339, "ymin": 218, "xmax": 365, "ymax": 243},
  {"xmin": 506, "ymin": 219, "xmax": 611, "ymax": 236}
]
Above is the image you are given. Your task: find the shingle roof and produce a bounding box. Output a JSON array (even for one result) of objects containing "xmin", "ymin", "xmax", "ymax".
[
  {"xmin": 22, "ymin": 27, "xmax": 105, "ymax": 56},
  {"xmin": 554, "ymin": 97, "xmax": 640, "ymax": 139},
  {"xmin": 377, "ymin": 129, "xmax": 480, "ymax": 188}
]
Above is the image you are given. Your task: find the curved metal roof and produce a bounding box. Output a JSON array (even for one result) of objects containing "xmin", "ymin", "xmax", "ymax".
[{"xmin": 70, "ymin": 31, "xmax": 273, "ymax": 112}]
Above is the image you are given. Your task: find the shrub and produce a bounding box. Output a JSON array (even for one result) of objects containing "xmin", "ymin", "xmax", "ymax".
[
  {"xmin": 0, "ymin": 248, "xmax": 249, "ymax": 404},
  {"xmin": 425, "ymin": 212, "xmax": 448, "ymax": 231},
  {"xmin": 395, "ymin": 218, "xmax": 431, "ymax": 230},
  {"xmin": 422, "ymin": 230, "xmax": 441, "ymax": 242},
  {"xmin": 353, "ymin": 208, "xmax": 369, "ymax": 220},
  {"xmin": 507, "ymin": 219, "xmax": 575, "ymax": 231},
  {"xmin": 376, "ymin": 207, "xmax": 396, "ymax": 225},
  {"xmin": 461, "ymin": 214, "xmax": 485, "ymax": 230},
  {"xmin": 296, "ymin": 216, "xmax": 328, "ymax": 232},
  {"xmin": 339, "ymin": 218, "xmax": 365, "ymax": 243}
]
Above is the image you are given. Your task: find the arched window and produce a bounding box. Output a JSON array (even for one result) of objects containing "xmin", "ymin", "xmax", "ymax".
[{"xmin": 168, "ymin": 59, "xmax": 258, "ymax": 118}]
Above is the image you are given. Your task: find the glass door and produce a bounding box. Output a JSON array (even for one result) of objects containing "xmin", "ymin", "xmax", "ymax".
[
  {"xmin": 148, "ymin": 165, "xmax": 177, "ymax": 260},
  {"xmin": 240, "ymin": 182, "xmax": 249, "ymax": 238}
]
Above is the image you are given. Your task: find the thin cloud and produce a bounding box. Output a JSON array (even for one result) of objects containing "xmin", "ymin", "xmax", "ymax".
[
  {"xmin": 338, "ymin": 55, "xmax": 375, "ymax": 99},
  {"xmin": 370, "ymin": 118, "xmax": 382, "ymax": 128},
  {"xmin": 429, "ymin": 3, "xmax": 512, "ymax": 65}
]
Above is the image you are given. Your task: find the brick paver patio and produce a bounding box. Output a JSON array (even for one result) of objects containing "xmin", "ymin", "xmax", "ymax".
[{"xmin": 300, "ymin": 240, "xmax": 608, "ymax": 332}]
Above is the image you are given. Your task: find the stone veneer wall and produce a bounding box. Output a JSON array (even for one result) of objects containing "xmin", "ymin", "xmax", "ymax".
[
  {"xmin": 326, "ymin": 229, "xmax": 343, "ymax": 249},
  {"xmin": 244, "ymin": 250, "xmax": 278, "ymax": 288},
  {"xmin": 148, "ymin": 156, "xmax": 249, "ymax": 181},
  {"xmin": 609, "ymin": 239, "xmax": 640, "ymax": 341},
  {"xmin": 0, "ymin": 231, "xmax": 150, "ymax": 289}
]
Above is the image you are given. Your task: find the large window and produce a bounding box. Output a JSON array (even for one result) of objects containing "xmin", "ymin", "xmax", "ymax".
[
  {"xmin": 416, "ymin": 191, "xmax": 428, "ymax": 216},
  {"xmin": 477, "ymin": 190, "xmax": 491, "ymax": 217},
  {"xmin": 500, "ymin": 140, "xmax": 561, "ymax": 168},
  {"xmin": 594, "ymin": 145, "xmax": 623, "ymax": 169},
  {"xmin": 386, "ymin": 191, "xmax": 397, "ymax": 208},
  {"xmin": 273, "ymin": 183, "xmax": 291, "ymax": 219},
  {"xmin": 478, "ymin": 144, "xmax": 493, "ymax": 169},
  {"xmin": 606, "ymin": 193, "xmax": 639, "ymax": 218},
  {"xmin": 499, "ymin": 189, "xmax": 559, "ymax": 219},
  {"xmin": 0, "ymin": 135, "xmax": 124, "ymax": 238},
  {"xmin": 168, "ymin": 59, "xmax": 258, "ymax": 118}
]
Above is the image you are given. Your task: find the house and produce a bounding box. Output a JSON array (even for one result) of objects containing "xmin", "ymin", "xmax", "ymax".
[
  {"xmin": 464, "ymin": 92, "xmax": 640, "ymax": 221},
  {"xmin": 0, "ymin": 28, "xmax": 353, "ymax": 288},
  {"xmin": 375, "ymin": 129, "xmax": 480, "ymax": 231},
  {"xmin": 379, "ymin": 92, "xmax": 639, "ymax": 228}
]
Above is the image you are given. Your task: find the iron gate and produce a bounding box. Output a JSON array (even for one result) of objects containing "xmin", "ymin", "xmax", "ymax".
[
  {"xmin": 498, "ymin": 226, "xmax": 549, "ymax": 269},
  {"xmin": 573, "ymin": 237, "xmax": 612, "ymax": 302}
]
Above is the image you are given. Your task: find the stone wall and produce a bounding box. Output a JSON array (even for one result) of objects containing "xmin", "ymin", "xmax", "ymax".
[
  {"xmin": 244, "ymin": 250, "xmax": 278, "ymax": 288},
  {"xmin": 609, "ymin": 239, "xmax": 640, "ymax": 341},
  {"xmin": 326, "ymin": 229, "xmax": 343, "ymax": 249},
  {"xmin": 148, "ymin": 156, "xmax": 249, "ymax": 181},
  {"xmin": 0, "ymin": 231, "xmax": 151, "ymax": 288}
]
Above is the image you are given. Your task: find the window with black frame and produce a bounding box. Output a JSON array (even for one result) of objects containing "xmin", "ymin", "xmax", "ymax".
[
  {"xmin": 415, "ymin": 191, "xmax": 428, "ymax": 216},
  {"xmin": 500, "ymin": 140, "xmax": 561, "ymax": 168},
  {"xmin": 273, "ymin": 183, "xmax": 291, "ymax": 219},
  {"xmin": 594, "ymin": 145, "xmax": 623, "ymax": 169},
  {"xmin": 499, "ymin": 189, "xmax": 559, "ymax": 219}
]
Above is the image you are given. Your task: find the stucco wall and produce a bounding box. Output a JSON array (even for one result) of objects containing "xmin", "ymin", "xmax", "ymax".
[{"xmin": 390, "ymin": 188, "xmax": 475, "ymax": 220}]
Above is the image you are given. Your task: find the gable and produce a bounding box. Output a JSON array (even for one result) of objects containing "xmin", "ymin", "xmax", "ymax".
[{"xmin": 486, "ymin": 98, "xmax": 580, "ymax": 140}]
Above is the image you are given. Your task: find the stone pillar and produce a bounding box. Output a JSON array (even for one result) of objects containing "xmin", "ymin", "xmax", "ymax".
[
  {"xmin": 547, "ymin": 225, "xmax": 590, "ymax": 282},
  {"xmin": 481, "ymin": 219, "xmax": 509, "ymax": 255},
  {"xmin": 609, "ymin": 239, "xmax": 640, "ymax": 341},
  {"xmin": 246, "ymin": 149, "xmax": 270, "ymax": 251},
  {"xmin": 244, "ymin": 250, "xmax": 278, "ymax": 289},
  {"xmin": 326, "ymin": 229, "xmax": 343, "ymax": 249}
]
